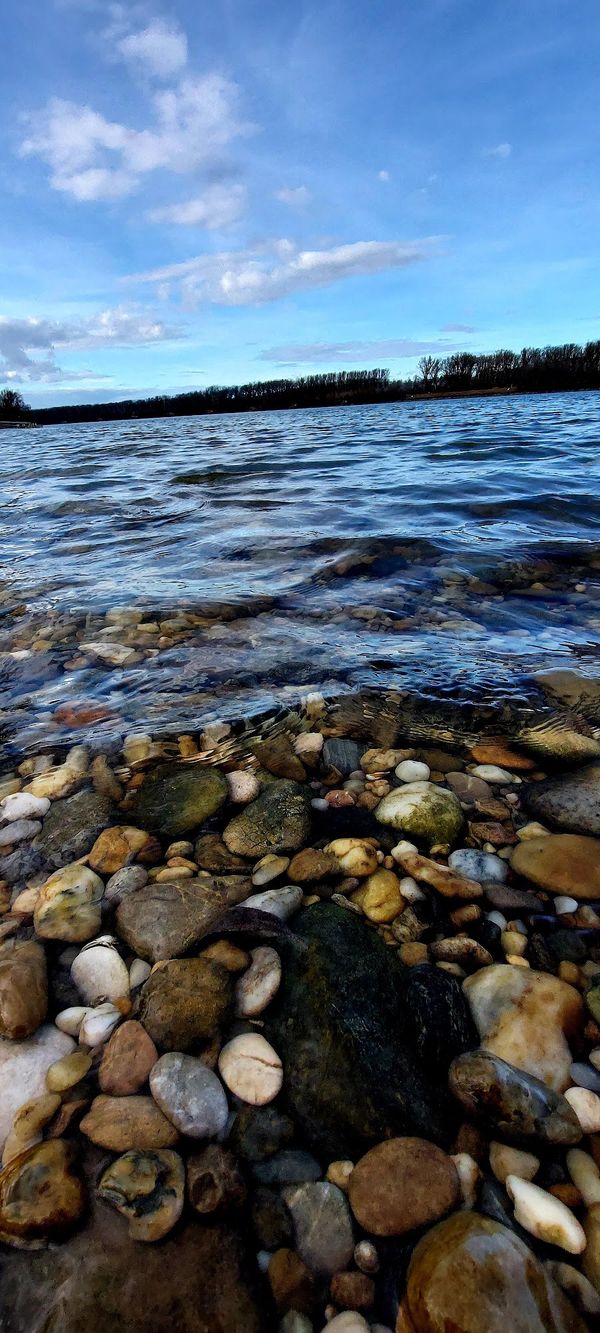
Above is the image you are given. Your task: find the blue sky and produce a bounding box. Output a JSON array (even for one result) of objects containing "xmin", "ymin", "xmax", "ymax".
[{"xmin": 1, "ymin": 0, "xmax": 599, "ymax": 405}]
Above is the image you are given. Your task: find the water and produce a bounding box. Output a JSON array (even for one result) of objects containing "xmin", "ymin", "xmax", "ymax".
[{"xmin": 1, "ymin": 391, "xmax": 600, "ymax": 753}]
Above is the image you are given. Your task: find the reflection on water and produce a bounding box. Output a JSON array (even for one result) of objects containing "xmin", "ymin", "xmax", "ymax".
[{"xmin": 1, "ymin": 391, "xmax": 599, "ymax": 750}]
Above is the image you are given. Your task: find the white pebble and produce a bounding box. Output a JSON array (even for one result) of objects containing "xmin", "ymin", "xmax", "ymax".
[
  {"xmin": 505, "ymin": 1175, "xmax": 586, "ymax": 1253},
  {"xmin": 555, "ymin": 896, "xmax": 579, "ymax": 915},
  {"xmin": 489, "ymin": 1141, "xmax": 539, "ymax": 1185},
  {"xmin": 320, "ymin": 1316, "xmax": 369, "ymax": 1333},
  {"xmin": 487, "ymin": 911, "xmax": 508, "ymax": 930},
  {"xmin": 395, "ymin": 760, "xmax": 430, "ymax": 783},
  {"xmin": 71, "ymin": 936, "xmax": 130, "ymax": 1005},
  {"xmin": 311, "ymin": 798, "xmax": 329, "ymax": 812},
  {"xmin": 218, "ymin": 1033, "xmax": 283, "ymax": 1105},
  {"xmin": 398, "ymin": 876, "xmax": 426, "ymax": 903},
  {"xmin": 294, "ymin": 731, "xmax": 324, "ymax": 758},
  {"xmin": 471, "ymin": 764, "xmax": 515, "ymax": 783},
  {"xmin": 226, "ymin": 770, "xmax": 260, "ymax": 804},
  {"xmin": 235, "ymin": 947, "xmax": 282, "ymax": 1017},
  {"xmin": 566, "ymin": 1149, "xmax": 600, "ymax": 1206},
  {"xmin": 564, "ymin": 1086, "xmax": 600, "ymax": 1133},
  {"xmin": 242, "ymin": 886, "xmax": 303, "ymax": 920},
  {"xmin": 55, "ymin": 1006, "xmax": 91, "ymax": 1037},
  {"xmin": 79, "ymin": 1002, "xmax": 122, "ymax": 1048},
  {"xmin": 251, "ymin": 854, "xmax": 290, "ymax": 887},
  {"xmin": 129, "ymin": 958, "xmax": 152, "ymax": 989},
  {"xmin": 390, "ymin": 840, "xmax": 418, "ymax": 863},
  {"xmin": 546, "ymin": 1261, "xmax": 600, "ymax": 1316},
  {"xmin": 0, "ymin": 792, "xmax": 50, "ymax": 821},
  {"xmin": 0, "ymin": 819, "xmax": 41, "ymax": 848},
  {"xmin": 354, "ymin": 1239, "xmax": 379, "ymax": 1273}
]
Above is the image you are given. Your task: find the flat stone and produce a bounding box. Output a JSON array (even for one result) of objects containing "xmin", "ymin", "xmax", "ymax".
[
  {"xmin": 139, "ymin": 957, "xmax": 232, "ymax": 1051},
  {"xmin": 97, "ymin": 1148, "xmax": 184, "ymax": 1241},
  {"xmin": 88, "ymin": 826, "xmax": 154, "ymax": 875},
  {"xmin": 522, "ymin": 763, "xmax": 600, "ymax": 836},
  {"xmin": 33, "ymin": 788, "xmax": 114, "ymax": 869},
  {"xmin": 323, "ymin": 739, "xmax": 363, "ymax": 776},
  {"xmin": 46, "ymin": 1050, "xmax": 92, "ymax": 1093},
  {"xmin": 252, "ymin": 735, "xmax": 307, "ymax": 781},
  {"xmin": 483, "ymin": 883, "xmax": 545, "ymax": 913},
  {"xmin": 0, "ymin": 1025, "xmax": 75, "ymax": 1150},
  {"xmin": 99, "ymin": 1020, "xmax": 158, "ymax": 1095},
  {"xmin": 116, "ymin": 875, "xmax": 251, "ymax": 962},
  {"xmin": 242, "ymin": 886, "xmax": 303, "ymax": 920},
  {"xmin": 449, "ymin": 1051, "xmax": 582, "ymax": 1145},
  {"xmin": 34, "ymin": 864, "xmax": 104, "ymax": 942},
  {"xmin": 399, "ymin": 1210, "xmax": 586, "ymax": 1332},
  {"xmin": 104, "ymin": 864, "xmax": 148, "ymax": 904},
  {"xmin": 130, "ymin": 763, "xmax": 228, "ymax": 839},
  {"xmin": 511, "ymin": 834, "xmax": 600, "ymax": 899},
  {"xmin": 80, "ymin": 1095, "xmax": 179, "ymax": 1150},
  {"xmin": 223, "ymin": 780, "xmax": 312, "ymax": 858},
  {"xmin": 283, "ymin": 1181, "xmax": 354, "ymax": 1277},
  {"xmin": 470, "ymin": 742, "xmax": 537, "ymax": 771},
  {"xmin": 195, "ymin": 834, "xmax": 250, "ymax": 873},
  {"xmin": 150, "ymin": 1052, "xmax": 229, "ymax": 1138},
  {"xmin": 2, "ymin": 1093, "xmax": 62, "ymax": 1166},
  {"xmin": 375, "ymin": 782, "xmax": 463, "ymax": 847},
  {"xmin": 348, "ymin": 1137, "xmax": 459, "ymax": 1237},
  {"xmin": 288, "ymin": 848, "xmax": 341, "ymax": 882},
  {"xmin": 464, "ymin": 963, "xmax": 583, "ymax": 1091},
  {"xmin": 0, "ymin": 939, "xmax": 47, "ymax": 1039},
  {"xmin": 0, "ymin": 1139, "xmax": 86, "ymax": 1249}
]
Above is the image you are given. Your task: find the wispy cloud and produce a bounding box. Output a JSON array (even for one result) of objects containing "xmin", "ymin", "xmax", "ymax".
[
  {"xmin": 0, "ymin": 306, "xmax": 181, "ymax": 382},
  {"xmin": 486, "ymin": 142, "xmax": 512, "ymax": 159},
  {"xmin": 275, "ymin": 185, "xmax": 312, "ymax": 207},
  {"xmin": 114, "ymin": 18, "xmax": 188, "ymax": 79},
  {"xmin": 260, "ymin": 336, "xmax": 458, "ymax": 365},
  {"xmin": 128, "ymin": 237, "xmax": 439, "ymax": 307},
  {"xmin": 149, "ymin": 183, "xmax": 246, "ymax": 228}
]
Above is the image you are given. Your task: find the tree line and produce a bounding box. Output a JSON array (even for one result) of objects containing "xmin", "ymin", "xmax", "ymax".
[{"xmin": 2, "ymin": 340, "xmax": 600, "ymax": 425}]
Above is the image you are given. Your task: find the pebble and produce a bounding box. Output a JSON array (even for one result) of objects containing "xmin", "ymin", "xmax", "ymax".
[
  {"xmin": 448, "ymin": 848, "xmax": 508, "ymax": 883},
  {"xmin": 320, "ymin": 1318, "xmax": 368, "ymax": 1333},
  {"xmin": 505, "ymin": 1174, "xmax": 586, "ymax": 1253},
  {"xmin": 555, "ymin": 896, "xmax": 579, "ymax": 914},
  {"xmin": 235, "ymin": 947, "xmax": 282, "ymax": 1016},
  {"xmin": 511, "ymin": 833, "xmax": 600, "ymax": 899},
  {"xmin": 569, "ymin": 1061, "xmax": 600, "ymax": 1093},
  {"xmin": 452, "ymin": 1151, "xmax": 480, "ymax": 1206},
  {"xmin": 187, "ymin": 1144, "xmax": 247, "ymax": 1214},
  {"xmin": 0, "ymin": 1024, "xmax": 75, "ymax": 1150},
  {"xmin": 0, "ymin": 938, "xmax": 47, "ymax": 1040},
  {"xmin": 80, "ymin": 1094, "xmax": 179, "ymax": 1150},
  {"xmin": 354, "ymin": 1239, "xmax": 379, "ymax": 1273},
  {"xmin": 2, "ymin": 1092, "xmax": 61, "ymax": 1165},
  {"xmin": 252, "ymin": 854, "xmax": 290, "ymax": 886},
  {"xmin": 71, "ymin": 936, "xmax": 130, "ymax": 1005},
  {"xmin": 99, "ymin": 1019, "xmax": 158, "ymax": 1095},
  {"xmin": 283, "ymin": 1181, "xmax": 354, "ymax": 1277},
  {"xmin": 0, "ymin": 1139, "xmax": 86, "ymax": 1249},
  {"xmin": 79, "ymin": 1002, "xmax": 122, "ymax": 1047},
  {"xmin": 242, "ymin": 887, "xmax": 303, "ymax": 920},
  {"xmin": 150, "ymin": 1052, "xmax": 229, "ymax": 1137},
  {"xmin": 463, "ymin": 963, "xmax": 583, "ymax": 1091},
  {"xmin": 489, "ymin": 1141, "xmax": 540, "ymax": 1184},
  {"xmin": 567, "ymin": 1148, "xmax": 600, "ymax": 1205},
  {"xmin": 564, "ymin": 1085, "xmax": 600, "ymax": 1132},
  {"xmin": 325, "ymin": 839, "xmax": 379, "ymax": 877},
  {"xmin": 104, "ymin": 864, "xmax": 148, "ymax": 904},
  {"xmin": 546, "ymin": 1261, "xmax": 600, "ymax": 1317},
  {"xmin": 129, "ymin": 958, "xmax": 151, "ymax": 988},
  {"xmin": 471, "ymin": 764, "xmax": 515, "ymax": 783},
  {"xmin": 294, "ymin": 731, "xmax": 324, "ymax": 761},
  {"xmin": 374, "ymin": 781, "xmax": 463, "ymax": 847},
  {"xmin": 0, "ymin": 818, "xmax": 42, "ymax": 847},
  {"xmin": 218, "ymin": 1033, "xmax": 283, "ymax": 1105},
  {"xmin": 395, "ymin": 760, "xmax": 430, "ymax": 782},
  {"xmin": 97, "ymin": 1148, "xmax": 185, "ymax": 1242},
  {"xmin": 46, "ymin": 1050, "xmax": 92, "ymax": 1093},
  {"xmin": 34, "ymin": 864, "xmax": 104, "ymax": 942},
  {"xmin": 227, "ymin": 770, "xmax": 260, "ymax": 803},
  {"xmin": 449, "ymin": 1050, "xmax": 582, "ymax": 1144},
  {"xmin": 2, "ymin": 794, "xmax": 49, "ymax": 824},
  {"xmin": 348, "ymin": 1137, "xmax": 459, "ymax": 1237},
  {"xmin": 360, "ymin": 869, "xmax": 404, "ymax": 923}
]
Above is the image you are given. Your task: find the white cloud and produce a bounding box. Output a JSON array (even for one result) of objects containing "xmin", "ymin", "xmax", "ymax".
[
  {"xmin": 128, "ymin": 237, "xmax": 438, "ymax": 307},
  {"xmin": 260, "ymin": 337, "xmax": 458, "ymax": 365},
  {"xmin": 149, "ymin": 183, "xmax": 246, "ymax": 228},
  {"xmin": 0, "ymin": 306, "xmax": 181, "ymax": 382},
  {"xmin": 487, "ymin": 142, "xmax": 512, "ymax": 159},
  {"xmin": 115, "ymin": 18, "xmax": 188, "ymax": 79},
  {"xmin": 19, "ymin": 71, "xmax": 251, "ymax": 201},
  {"xmin": 378, "ymin": 169, "xmax": 390, "ymax": 182},
  {"xmin": 275, "ymin": 186, "xmax": 312, "ymax": 207}
]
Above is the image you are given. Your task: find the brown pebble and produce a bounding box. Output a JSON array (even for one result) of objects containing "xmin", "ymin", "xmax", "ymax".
[
  {"xmin": 268, "ymin": 1248, "xmax": 318, "ymax": 1316},
  {"xmin": 330, "ymin": 1270, "xmax": 376, "ymax": 1311},
  {"xmin": 200, "ymin": 940, "xmax": 250, "ymax": 973},
  {"xmin": 400, "ymin": 942, "xmax": 429, "ymax": 966},
  {"xmin": 452, "ymin": 1122, "xmax": 489, "ymax": 1165},
  {"xmin": 549, "ymin": 1183, "xmax": 583, "ymax": 1208},
  {"xmin": 187, "ymin": 1145, "xmax": 246, "ymax": 1214},
  {"xmin": 348, "ymin": 1137, "xmax": 460, "ymax": 1237},
  {"xmin": 450, "ymin": 904, "xmax": 481, "ymax": 927},
  {"xmin": 99, "ymin": 1020, "xmax": 158, "ymax": 1096}
]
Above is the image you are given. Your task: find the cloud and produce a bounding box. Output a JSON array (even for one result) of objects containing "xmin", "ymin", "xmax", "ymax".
[
  {"xmin": 275, "ymin": 186, "xmax": 312, "ymax": 207},
  {"xmin": 19, "ymin": 69, "xmax": 251, "ymax": 200},
  {"xmin": 378, "ymin": 169, "xmax": 390, "ymax": 182},
  {"xmin": 441, "ymin": 322, "xmax": 477, "ymax": 333},
  {"xmin": 0, "ymin": 306, "xmax": 181, "ymax": 382},
  {"xmin": 128, "ymin": 237, "xmax": 438, "ymax": 307},
  {"xmin": 486, "ymin": 142, "xmax": 512, "ymax": 159},
  {"xmin": 259, "ymin": 337, "xmax": 458, "ymax": 366},
  {"xmin": 149, "ymin": 183, "xmax": 246, "ymax": 228},
  {"xmin": 115, "ymin": 18, "xmax": 188, "ymax": 79}
]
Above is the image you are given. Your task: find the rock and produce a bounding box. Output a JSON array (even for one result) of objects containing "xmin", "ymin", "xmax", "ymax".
[
  {"xmin": 195, "ymin": 833, "xmax": 251, "ymax": 873},
  {"xmin": 446, "ymin": 771, "xmax": 493, "ymax": 805},
  {"xmin": 34, "ymin": 864, "xmax": 104, "ymax": 942},
  {"xmin": 567, "ymin": 1148, "xmax": 600, "ymax": 1206},
  {"xmin": 471, "ymin": 764, "xmax": 514, "ymax": 783},
  {"xmin": 34, "ymin": 788, "xmax": 114, "ymax": 869},
  {"xmin": 24, "ymin": 749, "xmax": 88, "ymax": 802},
  {"xmin": 511, "ymin": 833, "xmax": 600, "ymax": 899},
  {"xmin": 348, "ymin": 1137, "xmax": 459, "ymax": 1237},
  {"xmin": 393, "ymin": 848, "xmax": 482, "ymax": 899},
  {"xmin": 129, "ymin": 958, "xmax": 151, "ymax": 988},
  {"xmin": 400, "ymin": 964, "xmax": 478, "ymax": 1070},
  {"xmin": 330, "ymin": 1271, "xmax": 375, "ymax": 1311},
  {"xmin": 55, "ymin": 1006, "xmax": 90, "ymax": 1037},
  {"xmin": 484, "ymin": 882, "xmax": 545, "ymax": 914},
  {"xmin": 360, "ymin": 870, "xmax": 404, "ymax": 923},
  {"xmin": 547, "ymin": 1262, "xmax": 600, "ymax": 1318},
  {"xmin": 283, "ymin": 1180, "xmax": 354, "ymax": 1277},
  {"xmin": 71, "ymin": 936, "xmax": 130, "ymax": 1005},
  {"xmin": 0, "ymin": 1139, "xmax": 86, "ymax": 1249},
  {"xmin": 449, "ymin": 1051, "xmax": 582, "ymax": 1145},
  {"xmin": 268, "ymin": 1247, "xmax": 318, "ymax": 1317},
  {"xmin": 223, "ymin": 780, "xmax": 311, "ymax": 858},
  {"xmin": 325, "ymin": 839, "xmax": 379, "ymax": 877},
  {"xmin": 97, "ymin": 1148, "xmax": 184, "ymax": 1241},
  {"xmin": 522, "ymin": 762, "xmax": 600, "ymax": 836},
  {"xmin": 130, "ymin": 762, "xmax": 228, "ymax": 838},
  {"xmin": 187, "ymin": 1145, "xmax": 247, "ymax": 1214},
  {"xmin": 288, "ymin": 848, "xmax": 341, "ymax": 882},
  {"xmin": 88, "ymin": 826, "xmax": 154, "ymax": 875},
  {"xmin": 0, "ymin": 818, "xmax": 42, "ymax": 848},
  {"xmin": 0, "ymin": 939, "xmax": 47, "ymax": 1039},
  {"xmin": 219, "ymin": 1033, "xmax": 283, "ymax": 1105},
  {"xmin": 323, "ymin": 739, "xmax": 363, "ymax": 776},
  {"xmin": 230, "ymin": 1104, "xmax": 294, "ymax": 1162},
  {"xmin": 505, "ymin": 1175, "xmax": 586, "ymax": 1253},
  {"xmin": 470, "ymin": 742, "xmax": 536, "ymax": 771},
  {"xmin": 0, "ymin": 1025, "xmax": 75, "ymax": 1149},
  {"xmin": 46, "ymin": 1050, "xmax": 92, "ymax": 1093},
  {"xmin": 81, "ymin": 640, "xmax": 138, "ymax": 666},
  {"xmin": 226, "ymin": 771, "xmax": 260, "ymax": 803},
  {"xmin": 374, "ymin": 782, "xmax": 463, "ymax": 848},
  {"xmin": 201, "ymin": 939, "xmax": 250, "ymax": 972},
  {"xmin": 268, "ymin": 904, "xmax": 455, "ymax": 1157},
  {"xmin": 80, "ymin": 1095, "xmax": 179, "ymax": 1150},
  {"xmin": 463, "ymin": 964, "xmax": 583, "ymax": 1091},
  {"xmin": 448, "ymin": 848, "xmax": 508, "ymax": 882},
  {"xmin": 324, "ymin": 1316, "xmax": 369, "ymax": 1333},
  {"xmin": 79, "ymin": 1002, "xmax": 122, "ymax": 1047},
  {"xmin": 104, "ymin": 864, "xmax": 148, "ymax": 904},
  {"xmin": 116, "ymin": 874, "xmax": 251, "ymax": 962},
  {"xmin": 489, "ymin": 1142, "xmax": 540, "ymax": 1184},
  {"xmin": 253, "ymin": 735, "xmax": 307, "ymax": 781},
  {"xmin": 395, "ymin": 760, "xmax": 430, "ymax": 783},
  {"xmin": 99, "ymin": 1020, "xmax": 158, "ymax": 1095},
  {"xmin": 295, "ymin": 731, "xmax": 324, "ymax": 763},
  {"xmin": 0, "ymin": 1194, "xmax": 266, "ymax": 1331},
  {"xmin": 236, "ymin": 947, "xmax": 282, "ymax": 1016},
  {"xmin": 150, "ymin": 1052, "xmax": 229, "ymax": 1138},
  {"xmin": 253, "ymin": 1149, "xmax": 321, "ymax": 1186},
  {"xmin": 241, "ymin": 886, "xmax": 303, "ymax": 919},
  {"xmin": 398, "ymin": 1211, "xmax": 586, "ymax": 1332},
  {"xmin": 1, "ymin": 792, "xmax": 50, "ymax": 821},
  {"xmin": 2, "ymin": 1093, "xmax": 61, "ymax": 1166},
  {"xmin": 564, "ymin": 1085, "xmax": 600, "ymax": 1133},
  {"xmin": 251, "ymin": 1185, "xmax": 293, "ymax": 1249},
  {"xmin": 139, "ymin": 957, "xmax": 233, "ymax": 1051}
]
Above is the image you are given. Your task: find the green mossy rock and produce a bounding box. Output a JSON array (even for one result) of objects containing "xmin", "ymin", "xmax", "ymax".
[
  {"xmin": 374, "ymin": 782, "xmax": 463, "ymax": 847},
  {"xmin": 223, "ymin": 780, "xmax": 311, "ymax": 858},
  {"xmin": 130, "ymin": 763, "xmax": 228, "ymax": 839}
]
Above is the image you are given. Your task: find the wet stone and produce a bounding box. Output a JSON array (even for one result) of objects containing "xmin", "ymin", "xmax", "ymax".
[
  {"xmin": 348, "ymin": 1137, "xmax": 459, "ymax": 1237},
  {"xmin": 130, "ymin": 762, "xmax": 229, "ymax": 838},
  {"xmin": 251, "ymin": 1185, "xmax": 293, "ymax": 1249},
  {"xmin": 448, "ymin": 848, "xmax": 508, "ymax": 882},
  {"xmin": 186, "ymin": 1144, "xmax": 247, "ymax": 1214},
  {"xmin": 0, "ymin": 1025, "xmax": 76, "ymax": 1150},
  {"xmin": 0, "ymin": 1139, "xmax": 86, "ymax": 1249},
  {"xmin": 139, "ymin": 957, "xmax": 233, "ymax": 1052},
  {"xmin": 283, "ymin": 1180, "xmax": 354, "ymax": 1277},
  {"xmin": 374, "ymin": 782, "xmax": 463, "ymax": 847},
  {"xmin": 223, "ymin": 780, "xmax": 312, "ymax": 858},
  {"xmin": 463, "ymin": 963, "xmax": 583, "ymax": 1092},
  {"xmin": 150, "ymin": 1052, "xmax": 229, "ymax": 1138},
  {"xmin": 98, "ymin": 1019, "xmax": 158, "ymax": 1095},
  {"xmin": 511, "ymin": 833, "xmax": 600, "ymax": 899},
  {"xmin": 252, "ymin": 1149, "xmax": 322, "ymax": 1186},
  {"xmin": 80, "ymin": 1095, "xmax": 179, "ymax": 1151},
  {"xmin": 97, "ymin": 1148, "xmax": 184, "ymax": 1241},
  {"xmin": 116, "ymin": 874, "xmax": 251, "ymax": 962},
  {"xmin": 0, "ymin": 939, "xmax": 47, "ymax": 1040},
  {"xmin": 230, "ymin": 1103, "xmax": 295, "ymax": 1163},
  {"xmin": 449, "ymin": 1051, "xmax": 583, "ymax": 1145},
  {"xmin": 522, "ymin": 762, "xmax": 600, "ymax": 837},
  {"xmin": 34, "ymin": 788, "xmax": 114, "ymax": 869}
]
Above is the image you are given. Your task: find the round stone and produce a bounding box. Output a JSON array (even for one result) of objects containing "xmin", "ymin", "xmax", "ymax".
[
  {"xmin": 511, "ymin": 834, "xmax": 600, "ymax": 899},
  {"xmin": 150, "ymin": 1052, "xmax": 229, "ymax": 1137},
  {"xmin": 80, "ymin": 1095, "xmax": 179, "ymax": 1151},
  {"xmin": 34, "ymin": 864, "xmax": 104, "ymax": 942},
  {"xmin": 235, "ymin": 947, "xmax": 282, "ymax": 1017},
  {"xmin": 218, "ymin": 1033, "xmax": 283, "ymax": 1105},
  {"xmin": 0, "ymin": 1139, "xmax": 86, "ymax": 1249},
  {"xmin": 348, "ymin": 1137, "xmax": 460, "ymax": 1237},
  {"xmin": 395, "ymin": 760, "xmax": 430, "ymax": 783},
  {"xmin": 448, "ymin": 849, "xmax": 508, "ymax": 883},
  {"xmin": 283, "ymin": 1181, "xmax": 354, "ymax": 1277},
  {"xmin": 360, "ymin": 869, "xmax": 404, "ymax": 923},
  {"xmin": 99, "ymin": 1020, "xmax": 158, "ymax": 1096},
  {"xmin": 374, "ymin": 782, "xmax": 463, "ymax": 848},
  {"xmin": 71, "ymin": 936, "xmax": 130, "ymax": 1005}
]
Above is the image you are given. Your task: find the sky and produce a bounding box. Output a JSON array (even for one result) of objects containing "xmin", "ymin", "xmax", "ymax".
[{"xmin": 1, "ymin": 0, "xmax": 600, "ymax": 406}]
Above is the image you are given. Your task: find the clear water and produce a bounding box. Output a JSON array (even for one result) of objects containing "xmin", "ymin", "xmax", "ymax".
[{"xmin": 1, "ymin": 391, "xmax": 600, "ymax": 751}]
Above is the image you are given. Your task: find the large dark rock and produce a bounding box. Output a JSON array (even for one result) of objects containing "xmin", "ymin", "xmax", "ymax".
[
  {"xmin": 522, "ymin": 761, "xmax": 600, "ymax": 836},
  {"xmin": 116, "ymin": 875, "xmax": 251, "ymax": 962},
  {"xmin": 0, "ymin": 1150, "xmax": 271, "ymax": 1332},
  {"xmin": 401, "ymin": 964, "xmax": 478, "ymax": 1069},
  {"xmin": 34, "ymin": 788, "xmax": 114, "ymax": 868},
  {"xmin": 268, "ymin": 903, "xmax": 468, "ymax": 1158},
  {"xmin": 129, "ymin": 762, "xmax": 228, "ymax": 839}
]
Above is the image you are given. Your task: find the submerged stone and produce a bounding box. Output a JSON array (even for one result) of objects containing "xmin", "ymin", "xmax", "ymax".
[
  {"xmin": 522, "ymin": 762, "xmax": 600, "ymax": 836},
  {"xmin": 0, "ymin": 939, "xmax": 47, "ymax": 1040},
  {"xmin": 130, "ymin": 762, "xmax": 228, "ymax": 838},
  {"xmin": 34, "ymin": 788, "xmax": 114, "ymax": 869},
  {"xmin": 449, "ymin": 1050, "xmax": 582, "ymax": 1145},
  {"xmin": 223, "ymin": 780, "xmax": 312, "ymax": 858},
  {"xmin": 348, "ymin": 1137, "xmax": 459, "ymax": 1237},
  {"xmin": 374, "ymin": 782, "xmax": 463, "ymax": 847},
  {"xmin": 511, "ymin": 833, "xmax": 600, "ymax": 899},
  {"xmin": 0, "ymin": 1139, "xmax": 86, "ymax": 1250},
  {"xmin": 139, "ymin": 957, "xmax": 233, "ymax": 1051},
  {"xmin": 97, "ymin": 1149, "xmax": 184, "ymax": 1242},
  {"xmin": 463, "ymin": 963, "xmax": 583, "ymax": 1092},
  {"xmin": 116, "ymin": 875, "xmax": 251, "ymax": 962}
]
